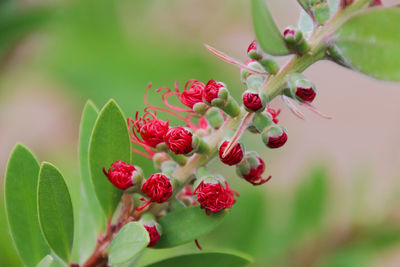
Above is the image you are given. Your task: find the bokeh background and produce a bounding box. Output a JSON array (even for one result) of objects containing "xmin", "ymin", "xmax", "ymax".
[{"xmin": 1, "ymin": 0, "xmax": 400, "ymax": 266}]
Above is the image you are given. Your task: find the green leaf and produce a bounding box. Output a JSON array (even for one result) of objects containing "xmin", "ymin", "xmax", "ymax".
[
  {"xmin": 108, "ymin": 222, "xmax": 150, "ymax": 265},
  {"xmin": 333, "ymin": 8, "xmax": 400, "ymax": 81},
  {"xmin": 4, "ymin": 144, "xmax": 50, "ymax": 267},
  {"xmin": 89, "ymin": 99, "xmax": 131, "ymax": 218},
  {"xmin": 76, "ymin": 100, "xmax": 105, "ymax": 262},
  {"xmin": 154, "ymin": 206, "xmax": 227, "ymax": 248},
  {"xmin": 38, "ymin": 162, "xmax": 74, "ymax": 263},
  {"xmin": 36, "ymin": 255, "xmax": 53, "ymax": 267},
  {"xmin": 298, "ymin": 10, "xmax": 314, "ymax": 38},
  {"xmin": 251, "ymin": 0, "xmax": 290, "ymax": 56},
  {"xmin": 145, "ymin": 251, "xmax": 253, "ymax": 267}
]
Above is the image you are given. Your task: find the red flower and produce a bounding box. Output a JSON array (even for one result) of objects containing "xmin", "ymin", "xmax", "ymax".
[
  {"xmin": 243, "ymin": 92, "xmax": 263, "ymax": 112},
  {"xmin": 102, "ymin": 161, "xmax": 138, "ymax": 190},
  {"xmin": 142, "ymin": 173, "xmax": 172, "ymax": 203},
  {"xmin": 266, "ymin": 106, "xmax": 280, "ymax": 124},
  {"xmin": 241, "ymin": 156, "xmax": 271, "ymax": 186},
  {"xmin": 179, "ymin": 80, "xmax": 205, "ymax": 109},
  {"xmin": 267, "ymin": 131, "xmax": 288, "ymax": 149},
  {"xmin": 203, "ymin": 79, "xmax": 224, "ymax": 103},
  {"xmin": 295, "ymin": 86, "xmax": 316, "ymax": 102},
  {"xmin": 129, "ymin": 110, "xmax": 169, "ymax": 148},
  {"xmin": 143, "ymin": 225, "xmax": 161, "ymax": 247},
  {"xmin": 194, "ymin": 180, "xmax": 236, "ymax": 215},
  {"xmin": 165, "ymin": 127, "xmax": 193, "ymax": 154},
  {"xmin": 219, "ymin": 141, "xmax": 244, "ymax": 166}
]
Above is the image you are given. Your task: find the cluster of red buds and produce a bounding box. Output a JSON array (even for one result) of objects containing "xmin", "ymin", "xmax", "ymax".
[{"xmin": 100, "ymin": 32, "xmax": 330, "ymax": 246}]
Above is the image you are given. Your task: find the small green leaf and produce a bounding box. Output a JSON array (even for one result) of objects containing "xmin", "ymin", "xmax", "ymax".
[
  {"xmin": 4, "ymin": 144, "xmax": 50, "ymax": 267},
  {"xmin": 38, "ymin": 162, "xmax": 74, "ymax": 263},
  {"xmin": 298, "ymin": 10, "xmax": 314, "ymax": 38},
  {"xmin": 251, "ymin": 0, "xmax": 290, "ymax": 56},
  {"xmin": 108, "ymin": 222, "xmax": 150, "ymax": 265},
  {"xmin": 36, "ymin": 255, "xmax": 53, "ymax": 267},
  {"xmin": 89, "ymin": 99, "xmax": 131, "ymax": 218},
  {"xmin": 145, "ymin": 251, "xmax": 253, "ymax": 267},
  {"xmin": 333, "ymin": 8, "xmax": 400, "ymax": 81},
  {"xmin": 154, "ymin": 206, "xmax": 226, "ymax": 248},
  {"xmin": 76, "ymin": 100, "xmax": 105, "ymax": 262}
]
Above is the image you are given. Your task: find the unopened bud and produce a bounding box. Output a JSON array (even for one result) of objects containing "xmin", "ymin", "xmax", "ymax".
[
  {"xmin": 103, "ymin": 161, "xmax": 143, "ymax": 191},
  {"xmin": 193, "ymin": 175, "xmax": 236, "ymax": 215},
  {"xmin": 260, "ymin": 58, "xmax": 280, "ymax": 74},
  {"xmin": 242, "ymin": 90, "xmax": 268, "ymax": 112},
  {"xmin": 283, "ymin": 26, "xmax": 309, "ymax": 55},
  {"xmin": 140, "ymin": 213, "xmax": 162, "ymax": 247},
  {"xmin": 219, "ymin": 141, "xmax": 244, "ymax": 166},
  {"xmin": 165, "ymin": 127, "xmax": 193, "ymax": 155},
  {"xmin": 287, "ymin": 73, "xmax": 317, "ymax": 103},
  {"xmin": 247, "ymin": 40, "xmax": 262, "ymax": 60},
  {"xmin": 236, "ymin": 152, "xmax": 271, "ymax": 186},
  {"xmin": 261, "ymin": 125, "xmax": 288, "ymax": 149}
]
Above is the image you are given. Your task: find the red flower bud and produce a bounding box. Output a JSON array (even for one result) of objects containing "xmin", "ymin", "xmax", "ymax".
[
  {"xmin": 143, "ymin": 225, "xmax": 161, "ymax": 247},
  {"xmin": 247, "ymin": 40, "xmax": 258, "ymax": 54},
  {"xmin": 140, "ymin": 215, "xmax": 162, "ymax": 247},
  {"xmin": 165, "ymin": 127, "xmax": 193, "ymax": 154},
  {"xmin": 243, "ymin": 92, "xmax": 264, "ymax": 112},
  {"xmin": 141, "ymin": 173, "xmax": 172, "ymax": 204},
  {"xmin": 295, "ymin": 86, "xmax": 316, "ymax": 102},
  {"xmin": 219, "ymin": 141, "xmax": 244, "ymax": 166},
  {"xmin": 194, "ymin": 180, "xmax": 236, "ymax": 215},
  {"xmin": 247, "ymin": 40, "xmax": 262, "ymax": 60},
  {"xmin": 262, "ymin": 127, "xmax": 288, "ymax": 149},
  {"xmin": 102, "ymin": 161, "xmax": 139, "ymax": 190},
  {"xmin": 179, "ymin": 80, "xmax": 205, "ymax": 109},
  {"xmin": 203, "ymin": 79, "xmax": 224, "ymax": 103},
  {"xmin": 283, "ymin": 28, "xmax": 296, "ymax": 39}
]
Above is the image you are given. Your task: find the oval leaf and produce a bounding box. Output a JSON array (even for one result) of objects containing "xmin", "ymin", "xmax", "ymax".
[
  {"xmin": 76, "ymin": 100, "xmax": 105, "ymax": 262},
  {"xmin": 145, "ymin": 251, "xmax": 253, "ymax": 267},
  {"xmin": 36, "ymin": 255, "xmax": 53, "ymax": 267},
  {"xmin": 251, "ymin": 0, "xmax": 290, "ymax": 56},
  {"xmin": 4, "ymin": 144, "xmax": 50, "ymax": 267},
  {"xmin": 89, "ymin": 99, "xmax": 131, "ymax": 218},
  {"xmin": 154, "ymin": 206, "xmax": 226, "ymax": 248},
  {"xmin": 333, "ymin": 8, "xmax": 400, "ymax": 81},
  {"xmin": 108, "ymin": 222, "xmax": 150, "ymax": 265},
  {"xmin": 38, "ymin": 162, "xmax": 74, "ymax": 263}
]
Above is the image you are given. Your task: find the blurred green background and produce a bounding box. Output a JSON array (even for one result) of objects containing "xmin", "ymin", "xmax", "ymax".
[{"xmin": 1, "ymin": 0, "xmax": 400, "ymax": 266}]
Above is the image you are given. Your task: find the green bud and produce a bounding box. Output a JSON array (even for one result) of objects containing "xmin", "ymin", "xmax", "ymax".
[
  {"xmin": 205, "ymin": 107, "xmax": 224, "ymax": 129},
  {"xmin": 260, "ymin": 58, "xmax": 280, "ymax": 74}
]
